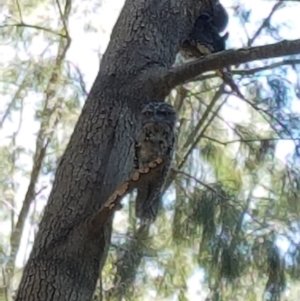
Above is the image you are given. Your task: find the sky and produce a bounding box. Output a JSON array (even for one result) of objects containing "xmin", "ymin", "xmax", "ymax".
[{"xmin": 1, "ymin": 0, "xmax": 300, "ymax": 299}]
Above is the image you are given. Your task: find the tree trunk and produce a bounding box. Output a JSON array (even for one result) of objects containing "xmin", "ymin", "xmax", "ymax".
[{"xmin": 15, "ymin": 0, "xmax": 212, "ymax": 300}]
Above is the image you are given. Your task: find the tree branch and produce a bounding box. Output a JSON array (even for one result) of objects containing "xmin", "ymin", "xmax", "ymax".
[
  {"xmin": 163, "ymin": 39, "xmax": 300, "ymax": 90},
  {"xmin": 190, "ymin": 59, "xmax": 300, "ymax": 83},
  {"xmin": 248, "ymin": 1, "xmax": 283, "ymax": 46},
  {"xmin": 231, "ymin": 59, "xmax": 300, "ymax": 76},
  {"xmin": 172, "ymin": 168, "xmax": 219, "ymax": 195},
  {"xmin": 203, "ymin": 136, "xmax": 300, "ymax": 146},
  {"xmin": 179, "ymin": 88, "xmax": 227, "ymax": 170},
  {"xmin": 0, "ymin": 23, "xmax": 66, "ymax": 38},
  {"xmin": 182, "ymin": 86, "xmax": 224, "ymax": 149},
  {"xmin": 7, "ymin": 1, "xmax": 72, "ymax": 278}
]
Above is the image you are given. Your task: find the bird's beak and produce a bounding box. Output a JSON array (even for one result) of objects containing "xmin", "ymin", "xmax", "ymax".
[{"xmin": 153, "ymin": 115, "xmax": 164, "ymax": 122}]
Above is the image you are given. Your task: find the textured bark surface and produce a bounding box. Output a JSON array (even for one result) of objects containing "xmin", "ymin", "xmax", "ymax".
[{"xmin": 15, "ymin": 0, "xmax": 214, "ymax": 300}]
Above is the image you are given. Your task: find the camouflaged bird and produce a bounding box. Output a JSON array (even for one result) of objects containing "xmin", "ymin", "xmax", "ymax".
[
  {"xmin": 208, "ymin": 0, "xmax": 229, "ymax": 33},
  {"xmin": 180, "ymin": 1, "xmax": 229, "ymax": 59},
  {"xmin": 180, "ymin": 1, "xmax": 245, "ymax": 99},
  {"xmin": 134, "ymin": 102, "xmax": 177, "ymax": 224}
]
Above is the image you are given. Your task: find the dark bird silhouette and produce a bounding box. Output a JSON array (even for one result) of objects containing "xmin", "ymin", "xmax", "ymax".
[{"xmin": 180, "ymin": 2, "xmax": 245, "ymax": 100}]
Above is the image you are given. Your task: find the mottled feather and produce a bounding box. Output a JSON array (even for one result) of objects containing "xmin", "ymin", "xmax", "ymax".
[
  {"xmin": 135, "ymin": 102, "xmax": 177, "ymax": 224},
  {"xmin": 180, "ymin": 13, "xmax": 228, "ymax": 59},
  {"xmin": 179, "ymin": 3, "xmax": 243, "ymax": 99}
]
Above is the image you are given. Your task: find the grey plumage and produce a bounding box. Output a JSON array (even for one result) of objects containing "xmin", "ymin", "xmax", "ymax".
[
  {"xmin": 208, "ymin": 1, "xmax": 229, "ymax": 33},
  {"xmin": 180, "ymin": 3, "xmax": 243, "ymax": 98},
  {"xmin": 134, "ymin": 102, "xmax": 177, "ymax": 224},
  {"xmin": 180, "ymin": 1, "xmax": 229, "ymax": 60}
]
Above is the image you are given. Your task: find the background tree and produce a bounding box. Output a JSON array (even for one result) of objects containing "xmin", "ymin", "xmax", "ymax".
[{"xmin": 1, "ymin": 0, "xmax": 300, "ymax": 301}]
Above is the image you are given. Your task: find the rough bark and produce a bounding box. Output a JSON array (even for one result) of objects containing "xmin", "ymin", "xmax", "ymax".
[{"xmin": 15, "ymin": 0, "xmax": 213, "ymax": 300}]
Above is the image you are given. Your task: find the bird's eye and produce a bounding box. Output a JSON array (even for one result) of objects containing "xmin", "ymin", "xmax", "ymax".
[
  {"xmin": 144, "ymin": 110, "xmax": 153, "ymax": 117},
  {"xmin": 201, "ymin": 13, "xmax": 212, "ymax": 22},
  {"xmin": 159, "ymin": 110, "xmax": 170, "ymax": 116}
]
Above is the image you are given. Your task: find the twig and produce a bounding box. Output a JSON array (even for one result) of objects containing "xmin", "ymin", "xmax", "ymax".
[
  {"xmin": 182, "ymin": 87, "xmax": 223, "ymax": 149},
  {"xmin": 0, "ymin": 23, "xmax": 66, "ymax": 38},
  {"xmin": 216, "ymin": 69, "xmax": 245, "ymax": 99},
  {"xmin": 0, "ymin": 72, "xmax": 28, "ymax": 128},
  {"xmin": 1, "ymin": 200, "xmax": 19, "ymax": 215},
  {"xmin": 34, "ymin": 185, "xmax": 48, "ymax": 198},
  {"xmin": 248, "ymin": 2, "xmax": 283, "ymax": 46},
  {"xmin": 172, "ymin": 168, "xmax": 219, "ymax": 195},
  {"xmin": 179, "ymin": 88, "xmax": 227, "ymax": 169},
  {"xmin": 239, "ymin": 96, "xmax": 295, "ymax": 140},
  {"xmin": 68, "ymin": 62, "xmax": 89, "ymax": 97},
  {"xmin": 190, "ymin": 91, "xmax": 246, "ymax": 142},
  {"xmin": 55, "ymin": 0, "xmax": 71, "ymax": 42},
  {"xmin": 191, "ymin": 59, "xmax": 300, "ymax": 83},
  {"xmin": 9, "ymin": 97, "xmax": 24, "ymax": 231},
  {"xmin": 15, "ymin": 0, "xmax": 23, "ymax": 22},
  {"xmin": 231, "ymin": 59, "xmax": 300, "ymax": 76},
  {"xmin": 202, "ymin": 135, "xmax": 299, "ymax": 146}
]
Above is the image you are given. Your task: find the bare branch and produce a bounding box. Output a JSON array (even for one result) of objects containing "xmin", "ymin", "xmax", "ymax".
[
  {"xmin": 0, "ymin": 71, "xmax": 28, "ymax": 128},
  {"xmin": 15, "ymin": 0, "xmax": 23, "ymax": 22},
  {"xmin": 55, "ymin": 0, "xmax": 72, "ymax": 42},
  {"xmin": 191, "ymin": 91, "xmax": 246, "ymax": 141},
  {"xmin": 179, "ymin": 88, "xmax": 227, "ymax": 169},
  {"xmin": 7, "ymin": 0, "xmax": 73, "ymax": 277},
  {"xmin": 237, "ymin": 95, "xmax": 296, "ymax": 140},
  {"xmin": 0, "ymin": 23, "xmax": 66, "ymax": 38},
  {"xmin": 1, "ymin": 200, "xmax": 19, "ymax": 215},
  {"xmin": 191, "ymin": 59, "xmax": 300, "ymax": 82},
  {"xmin": 34, "ymin": 185, "xmax": 48, "ymax": 198},
  {"xmin": 182, "ymin": 86, "xmax": 224, "ymax": 149},
  {"xmin": 68, "ymin": 62, "xmax": 89, "ymax": 97},
  {"xmin": 232, "ymin": 59, "xmax": 300, "ymax": 76},
  {"xmin": 248, "ymin": 1, "xmax": 283, "ymax": 46},
  {"xmin": 202, "ymin": 135, "xmax": 299, "ymax": 146},
  {"xmin": 163, "ymin": 39, "xmax": 300, "ymax": 91},
  {"xmin": 172, "ymin": 168, "xmax": 219, "ymax": 195}
]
